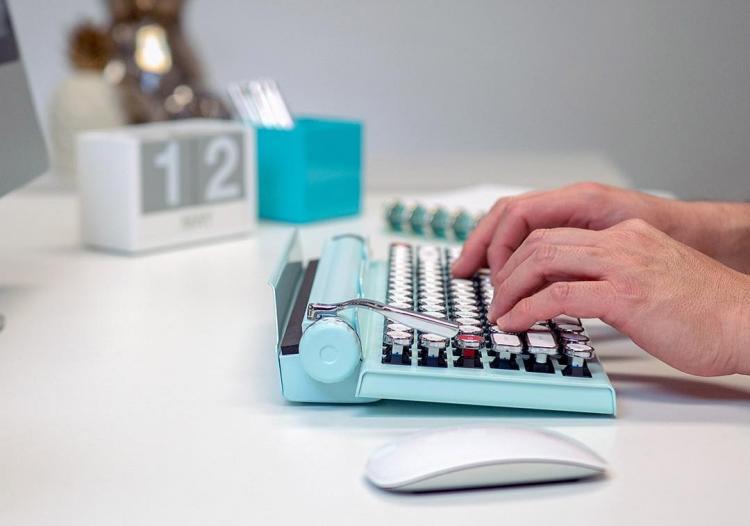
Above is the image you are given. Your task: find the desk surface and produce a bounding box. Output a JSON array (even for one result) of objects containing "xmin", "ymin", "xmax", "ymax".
[{"xmin": 0, "ymin": 184, "xmax": 749, "ymax": 526}]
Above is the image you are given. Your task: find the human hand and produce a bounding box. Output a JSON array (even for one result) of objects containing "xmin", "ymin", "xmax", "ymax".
[
  {"xmin": 489, "ymin": 218, "xmax": 750, "ymax": 376},
  {"xmin": 452, "ymin": 182, "xmax": 750, "ymax": 278}
]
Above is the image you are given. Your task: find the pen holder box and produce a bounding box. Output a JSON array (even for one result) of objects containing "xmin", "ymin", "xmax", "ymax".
[
  {"xmin": 257, "ymin": 117, "xmax": 362, "ymax": 223},
  {"xmin": 77, "ymin": 119, "xmax": 256, "ymax": 254}
]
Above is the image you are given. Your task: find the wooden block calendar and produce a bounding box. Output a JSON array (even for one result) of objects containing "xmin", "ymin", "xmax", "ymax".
[{"xmin": 77, "ymin": 119, "xmax": 256, "ymax": 253}]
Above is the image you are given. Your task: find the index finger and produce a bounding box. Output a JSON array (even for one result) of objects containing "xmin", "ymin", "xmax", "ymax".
[{"xmin": 452, "ymin": 192, "xmax": 543, "ymax": 277}]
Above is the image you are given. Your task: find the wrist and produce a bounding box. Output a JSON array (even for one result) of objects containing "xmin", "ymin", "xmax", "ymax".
[
  {"xmin": 708, "ymin": 203, "xmax": 750, "ymax": 272},
  {"xmin": 670, "ymin": 201, "xmax": 750, "ymax": 272},
  {"xmin": 725, "ymin": 273, "xmax": 750, "ymax": 375}
]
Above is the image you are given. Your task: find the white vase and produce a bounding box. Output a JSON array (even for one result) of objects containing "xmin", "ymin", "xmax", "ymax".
[{"xmin": 48, "ymin": 70, "xmax": 126, "ymax": 185}]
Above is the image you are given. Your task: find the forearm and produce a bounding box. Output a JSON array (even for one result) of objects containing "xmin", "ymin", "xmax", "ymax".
[{"xmin": 668, "ymin": 201, "xmax": 750, "ymax": 274}]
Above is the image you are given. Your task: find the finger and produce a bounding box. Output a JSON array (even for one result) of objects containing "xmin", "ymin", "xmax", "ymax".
[
  {"xmin": 488, "ymin": 244, "xmax": 609, "ymax": 320},
  {"xmin": 492, "ymin": 227, "xmax": 603, "ymax": 286},
  {"xmin": 452, "ymin": 193, "xmax": 541, "ymax": 277},
  {"xmin": 495, "ymin": 280, "xmax": 617, "ymax": 332},
  {"xmin": 485, "ymin": 189, "xmax": 604, "ymax": 275}
]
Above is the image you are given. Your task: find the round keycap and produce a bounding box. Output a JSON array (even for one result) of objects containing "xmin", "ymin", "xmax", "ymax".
[
  {"xmin": 564, "ymin": 342, "xmax": 594, "ymax": 359},
  {"xmin": 454, "ymin": 310, "xmax": 481, "ymax": 318},
  {"xmin": 456, "ymin": 334, "xmax": 483, "ymax": 349},
  {"xmin": 385, "ymin": 330, "xmax": 412, "ymax": 346},
  {"xmin": 420, "ymin": 294, "xmax": 445, "ymax": 302},
  {"xmin": 421, "ymin": 310, "xmax": 446, "ymax": 318},
  {"xmin": 458, "ymin": 325, "xmax": 482, "ymax": 335},
  {"xmin": 557, "ymin": 322, "xmax": 584, "ymax": 333},
  {"xmin": 420, "ymin": 290, "xmax": 445, "ymax": 298},
  {"xmin": 388, "ymin": 293, "xmax": 412, "ymax": 303},
  {"xmin": 387, "ymin": 323, "xmax": 413, "ymax": 333},
  {"xmin": 388, "ymin": 301, "xmax": 412, "ymax": 309},
  {"xmin": 390, "ymin": 287, "xmax": 414, "ymax": 296},
  {"xmin": 455, "ymin": 317, "xmax": 481, "ymax": 326},
  {"xmin": 420, "ymin": 333, "xmax": 447, "ymax": 347},
  {"xmin": 560, "ymin": 332, "xmax": 590, "ymax": 343},
  {"xmin": 419, "ymin": 303, "xmax": 446, "ymax": 313},
  {"xmin": 452, "ymin": 302, "xmax": 478, "ymax": 311}
]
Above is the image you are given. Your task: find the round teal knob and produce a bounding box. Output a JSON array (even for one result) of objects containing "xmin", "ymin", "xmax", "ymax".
[
  {"xmin": 430, "ymin": 207, "xmax": 450, "ymax": 238},
  {"xmin": 409, "ymin": 205, "xmax": 430, "ymax": 235},
  {"xmin": 385, "ymin": 201, "xmax": 407, "ymax": 231},
  {"xmin": 453, "ymin": 210, "xmax": 476, "ymax": 241},
  {"xmin": 299, "ymin": 317, "xmax": 361, "ymax": 383}
]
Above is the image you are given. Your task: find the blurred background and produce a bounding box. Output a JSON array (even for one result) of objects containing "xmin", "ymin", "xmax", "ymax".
[{"xmin": 9, "ymin": 0, "xmax": 750, "ymax": 199}]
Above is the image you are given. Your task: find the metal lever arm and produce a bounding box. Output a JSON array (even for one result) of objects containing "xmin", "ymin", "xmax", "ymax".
[{"xmin": 307, "ymin": 299, "xmax": 459, "ymax": 338}]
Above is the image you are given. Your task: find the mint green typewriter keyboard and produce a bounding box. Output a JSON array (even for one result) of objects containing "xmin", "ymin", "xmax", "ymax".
[{"xmin": 272, "ymin": 233, "xmax": 617, "ymax": 415}]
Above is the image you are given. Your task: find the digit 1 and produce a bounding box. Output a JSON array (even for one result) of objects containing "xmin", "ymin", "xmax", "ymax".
[{"xmin": 153, "ymin": 141, "xmax": 180, "ymax": 207}]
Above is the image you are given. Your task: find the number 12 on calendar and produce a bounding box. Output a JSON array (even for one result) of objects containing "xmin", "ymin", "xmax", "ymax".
[{"xmin": 142, "ymin": 133, "xmax": 246, "ymax": 213}]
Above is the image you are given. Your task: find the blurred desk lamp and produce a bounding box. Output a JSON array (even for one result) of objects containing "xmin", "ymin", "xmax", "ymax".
[{"xmin": 0, "ymin": 1, "xmax": 49, "ymax": 330}]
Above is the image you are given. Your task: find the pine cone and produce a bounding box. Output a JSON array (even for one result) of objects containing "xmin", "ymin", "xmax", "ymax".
[{"xmin": 69, "ymin": 22, "xmax": 112, "ymax": 71}]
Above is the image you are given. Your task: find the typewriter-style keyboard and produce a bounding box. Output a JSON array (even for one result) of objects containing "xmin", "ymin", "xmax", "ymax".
[{"xmin": 382, "ymin": 242, "xmax": 595, "ymax": 377}]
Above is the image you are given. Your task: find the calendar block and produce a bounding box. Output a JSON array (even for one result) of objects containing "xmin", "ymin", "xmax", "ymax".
[{"xmin": 77, "ymin": 119, "xmax": 256, "ymax": 253}]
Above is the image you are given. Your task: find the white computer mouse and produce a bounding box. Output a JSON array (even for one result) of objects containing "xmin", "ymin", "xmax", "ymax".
[{"xmin": 365, "ymin": 426, "xmax": 607, "ymax": 492}]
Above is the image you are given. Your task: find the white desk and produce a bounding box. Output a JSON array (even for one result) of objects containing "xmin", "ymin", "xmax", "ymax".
[{"xmin": 1, "ymin": 184, "xmax": 749, "ymax": 526}]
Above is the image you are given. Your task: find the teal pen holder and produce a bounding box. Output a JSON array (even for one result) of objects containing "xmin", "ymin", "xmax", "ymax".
[{"xmin": 257, "ymin": 117, "xmax": 363, "ymax": 223}]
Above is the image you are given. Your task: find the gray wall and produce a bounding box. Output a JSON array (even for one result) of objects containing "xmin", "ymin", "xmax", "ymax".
[{"xmin": 9, "ymin": 0, "xmax": 750, "ymax": 199}]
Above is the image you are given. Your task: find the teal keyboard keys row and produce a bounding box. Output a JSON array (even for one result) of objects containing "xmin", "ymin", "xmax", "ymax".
[{"xmin": 385, "ymin": 201, "xmax": 483, "ymax": 241}]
